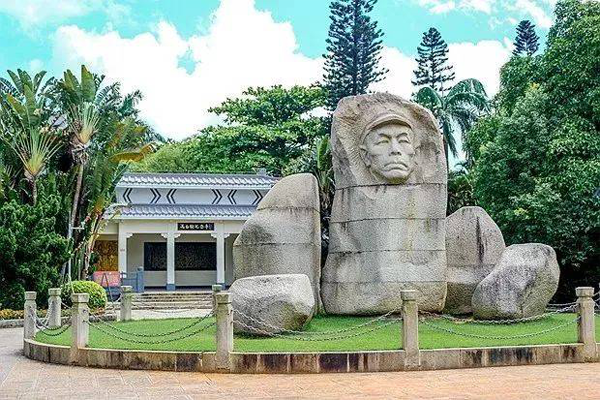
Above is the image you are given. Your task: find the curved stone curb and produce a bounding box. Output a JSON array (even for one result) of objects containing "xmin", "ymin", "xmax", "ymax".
[{"xmin": 23, "ymin": 339, "xmax": 598, "ymax": 374}]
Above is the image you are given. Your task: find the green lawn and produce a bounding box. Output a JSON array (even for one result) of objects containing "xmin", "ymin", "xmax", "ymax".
[{"xmin": 34, "ymin": 314, "xmax": 596, "ymax": 353}]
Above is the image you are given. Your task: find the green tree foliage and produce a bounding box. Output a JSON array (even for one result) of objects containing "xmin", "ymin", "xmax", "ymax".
[
  {"xmin": 137, "ymin": 85, "xmax": 328, "ymax": 176},
  {"xmin": 447, "ymin": 166, "xmax": 477, "ymax": 215},
  {"xmin": 465, "ymin": 0, "xmax": 600, "ymax": 298},
  {"xmin": 513, "ymin": 20, "xmax": 540, "ymax": 56},
  {"xmin": 0, "ymin": 178, "xmax": 71, "ymax": 309},
  {"xmin": 322, "ymin": 0, "xmax": 387, "ymax": 111},
  {"xmin": 412, "ymin": 28, "xmax": 455, "ymax": 94},
  {"xmin": 415, "ymin": 79, "xmax": 490, "ymax": 168}
]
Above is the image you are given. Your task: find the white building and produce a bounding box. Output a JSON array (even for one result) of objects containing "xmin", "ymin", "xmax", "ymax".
[{"xmin": 97, "ymin": 172, "xmax": 277, "ymax": 291}]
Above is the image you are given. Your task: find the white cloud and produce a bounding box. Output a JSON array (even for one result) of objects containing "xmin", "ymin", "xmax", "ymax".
[
  {"xmin": 414, "ymin": 0, "xmax": 556, "ymax": 29},
  {"xmin": 372, "ymin": 47, "xmax": 418, "ymax": 98},
  {"xmin": 0, "ymin": 0, "xmax": 129, "ymax": 29},
  {"xmin": 448, "ymin": 39, "xmax": 513, "ymax": 95},
  {"xmin": 28, "ymin": 58, "xmax": 44, "ymax": 72},
  {"xmin": 51, "ymin": 0, "xmax": 322, "ymax": 139},
  {"xmin": 415, "ymin": 0, "xmax": 494, "ymax": 14},
  {"xmin": 513, "ymin": 0, "xmax": 554, "ymax": 28}
]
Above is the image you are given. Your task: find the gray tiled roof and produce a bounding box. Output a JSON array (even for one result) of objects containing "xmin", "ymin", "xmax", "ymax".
[
  {"xmin": 107, "ymin": 204, "xmax": 257, "ymax": 220},
  {"xmin": 118, "ymin": 172, "xmax": 278, "ymax": 189}
]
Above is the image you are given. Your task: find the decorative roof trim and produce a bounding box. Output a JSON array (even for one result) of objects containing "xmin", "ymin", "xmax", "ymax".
[
  {"xmin": 118, "ymin": 172, "xmax": 278, "ymax": 190},
  {"xmin": 105, "ymin": 203, "xmax": 257, "ymax": 221}
]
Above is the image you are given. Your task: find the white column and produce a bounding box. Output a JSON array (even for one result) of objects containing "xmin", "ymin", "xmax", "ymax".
[
  {"xmin": 118, "ymin": 226, "xmax": 132, "ymax": 274},
  {"xmin": 161, "ymin": 232, "xmax": 180, "ymax": 291},
  {"xmin": 211, "ymin": 232, "xmax": 231, "ymax": 285}
]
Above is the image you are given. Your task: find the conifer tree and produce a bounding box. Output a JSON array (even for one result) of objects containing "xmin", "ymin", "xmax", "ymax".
[
  {"xmin": 323, "ymin": 0, "xmax": 387, "ymax": 111},
  {"xmin": 513, "ymin": 20, "xmax": 540, "ymax": 56},
  {"xmin": 412, "ymin": 27, "xmax": 455, "ymax": 94}
]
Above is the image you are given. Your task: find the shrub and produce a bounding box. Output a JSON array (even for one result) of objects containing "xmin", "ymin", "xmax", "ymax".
[
  {"xmin": 0, "ymin": 179, "xmax": 71, "ymax": 310},
  {"xmin": 61, "ymin": 281, "xmax": 107, "ymax": 309}
]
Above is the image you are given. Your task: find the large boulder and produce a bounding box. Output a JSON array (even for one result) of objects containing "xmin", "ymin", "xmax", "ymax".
[
  {"xmin": 322, "ymin": 93, "xmax": 448, "ymax": 314},
  {"xmin": 230, "ymin": 274, "xmax": 315, "ymax": 335},
  {"xmin": 472, "ymin": 243, "xmax": 560, "ymax": 320},
  {"xmin": 233, "ymin": 173, "xmax": 321, "ymax": 305},
  {"xmin": 444, "ymin": 206, "xmax": 505, "ymax": 314}
]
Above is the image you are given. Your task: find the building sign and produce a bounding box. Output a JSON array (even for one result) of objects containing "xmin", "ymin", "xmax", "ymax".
[{"xmin": 177, "ymin": 222, "xmax": 215, "ymax": 231}]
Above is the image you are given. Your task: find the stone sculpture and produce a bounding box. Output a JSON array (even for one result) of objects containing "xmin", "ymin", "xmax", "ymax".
[
  {"xmin": 444, "ymin": 206, "xmax": 506, "ymax": 314},
  {"xmin": 230, "ymin": 274, "xmax": 315, "ymax": 335},
  {"xmin": 472, "ymin": 243, "xmax": 560, "ymax": 320},
  {"xmin": 321, "ymin": 93, "xmax": 448, "ymax": 314},
  {"xmin": 233, "ymin": 173, "xmax": 321, "ymax": 305}
]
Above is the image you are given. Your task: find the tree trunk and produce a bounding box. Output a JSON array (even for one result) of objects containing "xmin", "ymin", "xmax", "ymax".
[
  {"xmin": 69, "ymin": 164, "xmax": 84, "ymax": 232},
  {"xmin": 31, "ymin": 179, "xmax": 37, "ymax": 206},
  {"xmin": 68, "ymin": 164, "xmax": 84, "ymax": 279}
]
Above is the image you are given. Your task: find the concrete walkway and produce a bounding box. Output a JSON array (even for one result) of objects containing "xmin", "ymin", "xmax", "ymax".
[{"xmin": 2, "ymin": 327, "xmax": 600, "ymax": 399}]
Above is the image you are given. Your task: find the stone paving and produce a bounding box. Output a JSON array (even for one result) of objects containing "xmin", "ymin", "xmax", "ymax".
[{"xmin": 2, "ymin": 327, "xmax": 600, "ymax": 399}]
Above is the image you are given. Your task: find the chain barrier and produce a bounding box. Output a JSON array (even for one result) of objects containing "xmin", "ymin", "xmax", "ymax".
[
  {"xmin": 87, "ymin": 319, "xmax": 216, "ymax": 345},
  {"xmin": 131, "ymin": 307, "xmax": 208, "ymax": 315},
  {"xmin": 420, "ymin": 315, "xmax": 580, "ymax": 340},
  {"xmin": 91, "ymin": 311, "xmax": 214, "ymax": 338},
  {"xmin": 233, "ymin": 317, "xmax": 400, "ymax": 342},
  {"xmin": 233, "ymin": 308, "xmax": 401, "ymax": 336},
  {"xmin": 35, "ymin": 323, "xmax": 71, "ymax": 337},
  {"xmin": 29, "ymin": 309, "xmax": 71, "ymax": 337},
  {"xmin": 419, "ymin": 304, "xmax": 576, "ymax": 326}
]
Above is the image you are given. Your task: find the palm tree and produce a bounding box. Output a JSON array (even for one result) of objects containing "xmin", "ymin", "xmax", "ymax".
[
  {"xmin": 56, "ymin": 66, "xmax": 103, "ymax": 253},
  {"xmin": 78, "ymin": 118, "xmax": 154, "ymax": 277},
  {"xmin": 0, "ymin": 70, "xmax": 62, "ymax": 204},
  {"xmin": 415, "ymin": 78, "xmax": 490, "ymax": 169}
]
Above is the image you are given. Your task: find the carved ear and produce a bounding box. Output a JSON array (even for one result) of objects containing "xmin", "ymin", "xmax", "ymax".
[{"xmin": 359, "ymin": 145, "xmax": 371, "ymax": 167}]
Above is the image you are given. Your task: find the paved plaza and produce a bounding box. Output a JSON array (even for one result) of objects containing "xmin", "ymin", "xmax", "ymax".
[{"xmin": 1, "ymin": 327, "xmax": 600, "ymax": 399}]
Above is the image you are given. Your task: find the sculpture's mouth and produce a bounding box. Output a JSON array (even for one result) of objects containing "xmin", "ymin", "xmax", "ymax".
[{"xmin": 384, "ymin": 161, "xmax": 410, "ymax": 171}]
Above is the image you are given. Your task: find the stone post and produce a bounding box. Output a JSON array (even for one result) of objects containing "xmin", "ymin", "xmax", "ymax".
[
  {"xmin": 401, "ymin": 290, "xmax": 420, "ymax": 368},
  {"xmin": 23, "ymin": 291, "xmax": 37, "ymax": 340},
  {"xmin": 71, "ymin": 293, "xmax": 90, "ymax": 350},
  {"xmin": 215, "ymin": 292, "xmax": 233, "ymax": 370},
  {"xmin": 47, "ymin": 288, "xmax": 62, "ymax": 328},
  {"xmin": 120, "ymin": 286, "xmax": 133, "ymax": 322},
  {"xmin": 576, "ymin": 287, "xmax": 597, "ymax": 361},
  {"xmin": 212, "ymin": 284, "xmax": 222, "ymax": 311}
]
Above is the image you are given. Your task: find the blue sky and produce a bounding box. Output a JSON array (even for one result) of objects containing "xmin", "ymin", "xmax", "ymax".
[{"xmin": 0, "ymin": 0, "xmax": 557, "ymax": 140}]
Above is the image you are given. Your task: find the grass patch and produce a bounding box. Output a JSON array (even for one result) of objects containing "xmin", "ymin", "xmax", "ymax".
[{"xmin": 35, "ymin": 314, "xmax": 595, "ymax": 353}]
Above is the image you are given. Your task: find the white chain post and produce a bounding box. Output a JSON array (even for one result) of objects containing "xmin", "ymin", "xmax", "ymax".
[
  {"xmin": 120, "ymin": 286, "xmax": 133, "ymax": 322},
  {"xmin": 401, "ymin": 290, "xmax": 420, "ymax": 368},
  {"xmin": 215, "ymin": 292, "xmax": 233, "ymax": 370},
  {"xmin": 47, "ymin": 288, "xmax": 62, "ymax": 328},
  {"xmin": 576, "ymin": 286, "xmax": 597, "ymax": 361},
  {"xmin": 212, "ymin": 284, "xmax": 222, "ymax": 311},
  {"xmin": 24, "ymin": 291, "xmax": 37, "ymax": 340},
  {"xmin": 71, "ymin": 293, "xmax": 90, "ymax": 349}
]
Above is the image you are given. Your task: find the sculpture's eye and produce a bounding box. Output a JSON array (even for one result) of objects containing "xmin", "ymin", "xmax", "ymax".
[{"xmin": 376, "ymin": 137, "xmax": 389, "ymax": 145}]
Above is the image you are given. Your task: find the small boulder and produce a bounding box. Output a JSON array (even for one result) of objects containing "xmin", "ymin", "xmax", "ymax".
[
  {"xmin": 444, "ymin": 206, "xmax": 505, "ymax": 314},
  {"xmin": 230, "ymin": 274, "xmax": 315, "ymax": 335},
  {"xmin": 233, "ymin": 173, "xmax": 321, "ymax": 306},
  {"xmin": 472, "ymin": 243, "xmax": 560, "ymax": 320}
]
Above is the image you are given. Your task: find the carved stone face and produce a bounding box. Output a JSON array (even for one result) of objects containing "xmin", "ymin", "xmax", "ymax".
[{"xmin": 361, "ymin": 122, "xmax": 415, "ymax": 183}]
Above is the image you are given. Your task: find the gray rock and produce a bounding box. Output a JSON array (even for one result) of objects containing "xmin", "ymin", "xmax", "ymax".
[
  {"xmin": 444, "ymin": 206, "xmax": 506, "ymax": 314},
  {"xmin": 230, "ymin": 274, "xmax": 315, "ymax": 335},
  {"xmin": 472, "ymin": 243, "xmax": 560, "ymax": 320},
  {"xmin": 233, "ymin": 173, "xmax": 321, "ymax": 305},
  {"xmin": 322, "ymin": 93, "xmax": 448, "ymax": 314}
]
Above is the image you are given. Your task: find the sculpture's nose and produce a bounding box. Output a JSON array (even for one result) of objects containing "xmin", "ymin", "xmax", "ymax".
[{"xmin": 390, "ymin": 139, "xmax": 402, "ymax": 154}]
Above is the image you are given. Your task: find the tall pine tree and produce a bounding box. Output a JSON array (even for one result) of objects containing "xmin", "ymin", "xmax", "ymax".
[
  {"xmin": 412, "ymin": 27, "xmax": 455, "ymax": 94},
  {"xmin": 323, "ymin": 0, "xmax": 387, "ymax": 111},
  {"xmin": 513, "ymin": 20, "xmax": 539, "ymax": 56}
]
